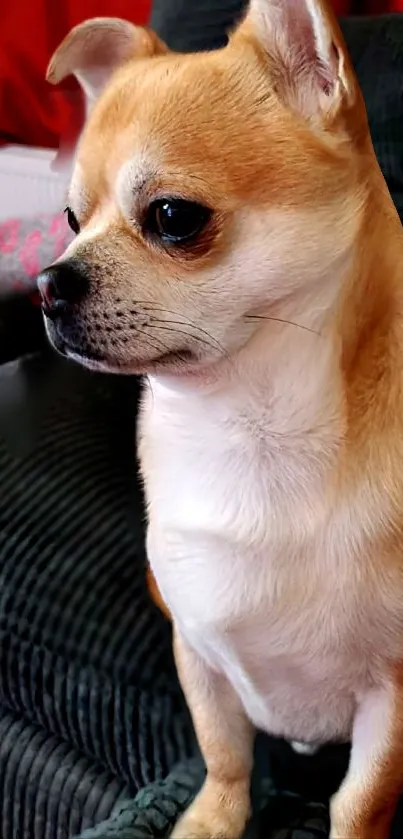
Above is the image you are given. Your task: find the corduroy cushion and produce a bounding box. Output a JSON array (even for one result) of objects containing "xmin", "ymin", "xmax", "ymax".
[{"xmin": 0, "ymin": 353, "xmax": 194, "ymax": 839}]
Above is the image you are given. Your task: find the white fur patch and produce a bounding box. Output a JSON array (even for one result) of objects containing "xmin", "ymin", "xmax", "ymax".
[
  {"xmin": 291, "ymin": 741, "xmax": 320, "ymax": 756},
  {"xmin": 140, "ymin": 299, "xmax": 401, "ymax": 747}
]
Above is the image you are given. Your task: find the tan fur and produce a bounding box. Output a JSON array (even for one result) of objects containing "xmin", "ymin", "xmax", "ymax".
[
  {"xmin": 146, "ymin": 566, "xmax": 171, "ymax": 619},
  {"xmin": 42, "ymin": 2, "xmax": 403, "ymax": 837},
  {"xmin": 173, "ymin": 630, "xmax": 254, "ymax": 839},
  {"xmin": 330, "ymin": 667, "xmax": 403, "ymax": 838}
]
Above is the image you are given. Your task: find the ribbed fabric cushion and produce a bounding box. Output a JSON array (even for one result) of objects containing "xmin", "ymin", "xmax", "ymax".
[
  {"xmin": 0, "ymin": 353, "xmax": 194, "ymax": 839},
  {"xmin": 0, "ymin": 709, "xmax": 127, "ymax": 839},
  {"xmin": 79, "ymin": 762, "xmax": 332, "ymax": 839}
]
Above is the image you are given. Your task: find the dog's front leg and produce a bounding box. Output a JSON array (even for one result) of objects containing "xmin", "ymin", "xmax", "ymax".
[
  {"xmin": 171, "ymin": 627, "xmax": 254, "ymax": 839},
  {"xmin": 330, "ymin": 681, "xmax": 403, "ymax": 839}
]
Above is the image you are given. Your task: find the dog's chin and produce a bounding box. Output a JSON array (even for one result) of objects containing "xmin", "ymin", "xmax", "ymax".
[
  {"xmin": 49, "ymin": 332, "xmax": 208, "ymax": 377},
  {"xmin": 67, "ymin": 348, "xmax": 201, "ymax": 376}
]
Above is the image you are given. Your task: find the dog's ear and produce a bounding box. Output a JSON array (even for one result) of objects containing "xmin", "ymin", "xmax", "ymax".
[
  {"xmin": 47, "ymin": 18, "xmax": 167, "ymax": 109},
  {"xmin": 233, "ymin": 0, "xmax": 358, "ymax": 123}
]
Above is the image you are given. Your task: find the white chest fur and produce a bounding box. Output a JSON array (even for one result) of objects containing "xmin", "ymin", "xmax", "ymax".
[{"xmin": 139, "ymin": 360, "xmax": 403, "ymax": 746}]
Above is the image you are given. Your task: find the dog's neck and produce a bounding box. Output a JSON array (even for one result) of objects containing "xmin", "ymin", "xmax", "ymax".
[
  {"xmin": 151, "ymin": 297, "xmax": 340, "ymax": 446},
  {"xmin": 152, "ymin": 199, "xmax": 403, "ymax": 496}
]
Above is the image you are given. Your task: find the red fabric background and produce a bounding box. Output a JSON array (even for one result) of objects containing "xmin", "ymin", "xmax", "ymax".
[
  {"xmin": 0, "ymin": 0, "xmax": 151, "ymax": 148},
  {"xmin": 0, "ymin": 0, "xmax": 401, "ymax": 149}
]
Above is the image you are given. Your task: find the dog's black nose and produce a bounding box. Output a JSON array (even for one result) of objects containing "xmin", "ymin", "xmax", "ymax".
[{"xmin": 37, "ymin": 262, "xmax": 89, "ymax": 318}]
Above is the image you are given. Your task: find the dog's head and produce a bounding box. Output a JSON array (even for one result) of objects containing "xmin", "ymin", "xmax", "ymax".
[{"xmin": 38, "ymin": 0, "xmax": 372, "ymax": 379}]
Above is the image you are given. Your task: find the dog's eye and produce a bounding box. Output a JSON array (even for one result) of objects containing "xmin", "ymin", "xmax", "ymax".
[
  {"xmin": 64, "ymin": 207, "xmax": 80, "ymax": 235},
  {"xmin": 144, "ymin": 199, "xmax": 211, "ymax": 245}
]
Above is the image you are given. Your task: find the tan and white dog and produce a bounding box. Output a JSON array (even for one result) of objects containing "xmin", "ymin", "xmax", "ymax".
[{"xmin": 38, "ymin": 2, "xmax": 403, "ymax": 837}]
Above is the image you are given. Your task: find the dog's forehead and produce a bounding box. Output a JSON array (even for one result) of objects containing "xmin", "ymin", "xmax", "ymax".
[
  {"xmin": 76, "ymin": 48, "xmax": 272, "ymax": 186},
  {"xmin": 72, "ymin": 44, "xmax": 352, "ymax": 216},
  {"xmin": 83, "ymin": 50, "xmax": 246, "ymax": 151}
]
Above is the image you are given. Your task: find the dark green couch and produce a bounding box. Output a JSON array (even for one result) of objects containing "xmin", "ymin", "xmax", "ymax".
[{"xmin": 1, "ymin": 7, "xmax": 403, "ymax": 838}]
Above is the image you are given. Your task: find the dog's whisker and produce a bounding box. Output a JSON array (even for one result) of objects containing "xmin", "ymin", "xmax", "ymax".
[
  {"xmin": 138, "ymin": 330, "xmax": 193, "ymax": 368},
  {"xmin": 136, "ymin": 330, "xmax": 173, "ymax": 358},
  {"xmin": 148, "ymin": 323, "xmax": 217, "ymax": 353},
  {"xmin": 147, "ymin": 323, "xmax": 236, "ymax": 371},
  {"xmin": 245, "ymin": 315, "xmax": 321, "ymax": 337},
  {"xmin": 131, "ymin": 303, "xmax": 235, "ymax": 366},
  {"xmin": 149, "ymin": 317, "xmax": 228, "ymax": 356},
  {"xmin": 136, "ymin": 304, "xmax": 223, "ymax": 344}
]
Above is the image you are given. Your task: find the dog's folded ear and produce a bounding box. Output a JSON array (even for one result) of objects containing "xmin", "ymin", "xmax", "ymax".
[
  {"xmin": 233, "ymin": 0, "xmax": 359, "ymax": 125},
  {"xmin": 47, "ymin": 18, "xmax": 168, "ymax": 109}
]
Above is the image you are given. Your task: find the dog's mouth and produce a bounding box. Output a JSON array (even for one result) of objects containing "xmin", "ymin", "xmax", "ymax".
[{"xmin": 52, "ymin": 335, "xmax": 198, "ymax": 375}]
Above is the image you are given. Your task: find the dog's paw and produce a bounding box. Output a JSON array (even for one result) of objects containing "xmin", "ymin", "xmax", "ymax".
[
  {"xmin": 171, "ymin": 810, "xmax": 244, "ymax": 839},
  {"xmin": 170, "ymin": 783, "xmax": 250, "ymax": 839}
]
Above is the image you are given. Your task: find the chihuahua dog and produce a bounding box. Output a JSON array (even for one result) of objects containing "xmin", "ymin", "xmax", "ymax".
[{"xmin": 38, "ymin": 2, "xmax": 403, "ymax": 837}]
